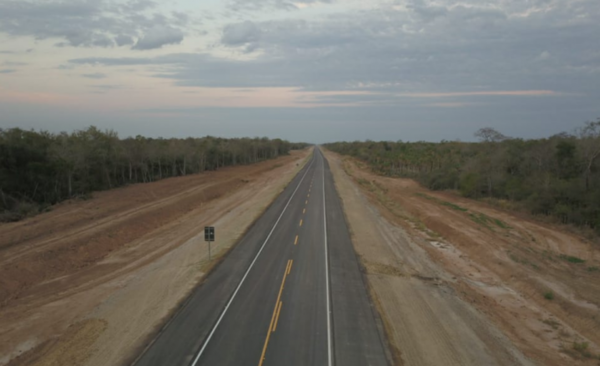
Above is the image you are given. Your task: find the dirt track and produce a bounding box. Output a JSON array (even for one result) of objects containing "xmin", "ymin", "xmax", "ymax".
[
  {"xmin": 325, "ymin": 150, "xmax": 600, "ymax": 366},
  {"xmin": 0, "ymin": 149, "xmax": 311, "ymax": 366}
]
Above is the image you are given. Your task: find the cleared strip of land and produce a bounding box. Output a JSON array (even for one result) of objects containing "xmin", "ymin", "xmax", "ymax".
[
  {"xmin": 325, "ymin": 149, "xmax": 600, "ymax": 366},
  {"xmin": 0, "ymin": 149, "xmax": 310, "ymax": 366}
]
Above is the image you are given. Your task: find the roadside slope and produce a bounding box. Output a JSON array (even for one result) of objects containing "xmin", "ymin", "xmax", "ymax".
[
  {"xmin": 324, "ymin": 150, "xmax": 600, "ymax": 366},
  {"xmin": 0, "ymin": 149, "xmax": 311, "ymax": 366}
]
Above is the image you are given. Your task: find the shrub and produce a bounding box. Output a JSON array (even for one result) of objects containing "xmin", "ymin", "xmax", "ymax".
[{"xmin": 559, "ymin": 255, "xmax": 585, "ymax": 264}]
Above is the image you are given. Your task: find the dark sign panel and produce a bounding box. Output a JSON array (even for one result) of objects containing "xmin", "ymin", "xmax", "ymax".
[{"xmin": 204, "ymin": 226, "xmax": 215, "ymax": 242}]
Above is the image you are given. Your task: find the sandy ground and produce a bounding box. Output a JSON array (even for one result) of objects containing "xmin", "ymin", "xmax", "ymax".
[
  {"xmin": 324, "ymin": 150, "xmax": 600, "ymax": 366},
  {"xmin": 0, "ymin": 148, "xmax": 311, "ymax": 366}
]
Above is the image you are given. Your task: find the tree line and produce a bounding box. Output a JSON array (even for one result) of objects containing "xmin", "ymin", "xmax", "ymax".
[
  {"xmin": 324, "ymin": 120, "xmax": 600, "ymax": 234},
  {"xmin": 0, "ymin": 126, "xmax": 308, "ymax": 222}
]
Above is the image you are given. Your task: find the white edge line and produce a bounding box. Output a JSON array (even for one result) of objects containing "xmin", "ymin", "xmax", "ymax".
[
  {"xmin": 190, "ymin": 155, "xmax": 315, "ymax": 366},
  {"xmin": 321, "ymin": 149, "xmax": 333, "ymax": 366}
]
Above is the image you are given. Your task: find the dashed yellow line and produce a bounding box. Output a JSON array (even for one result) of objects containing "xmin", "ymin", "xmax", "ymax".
[
  {"xmin": 259, "ymin": 259, "xmax": 293, "ymax": 366},
  {"xmin": 303, "ymin": 208, "xmax": 306, "ymax": 214},
  {"xmin": 305, "ymin": 200, "xmax": 308, "ymax": 205},
  {"xmin": 294, "ymin": 235, "xmax": 299, "ymax": 245},
  {"xmin": 299, "ymin": 219, "xmax": 303, "ymax": 227}
]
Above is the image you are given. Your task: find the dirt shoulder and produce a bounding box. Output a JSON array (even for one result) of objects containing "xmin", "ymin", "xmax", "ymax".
[
  {"xmin": 0, "ymin": 149, "xmax": 311, "ymax": 366},
  {"xmin": 324, "ymin": 150, "xmax": 600, "ymax": 366}
]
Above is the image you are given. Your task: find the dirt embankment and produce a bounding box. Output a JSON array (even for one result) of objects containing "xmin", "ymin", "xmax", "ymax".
[
  {"xmin": 324, "ymin": 150, "xmax": 600, "ymax": 366},
  {"xmin": 0, "ymin": 149, "xmax": 311, "ymax": 366}
]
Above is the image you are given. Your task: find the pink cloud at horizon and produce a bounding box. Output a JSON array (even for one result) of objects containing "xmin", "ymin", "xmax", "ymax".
[
  {"xmin": 0, "ymin": 88, "xmax": 77, "ymax": 106},
  {"xmin": 0, "ymin": 86, "xmax": 566, "ymax": 113}
]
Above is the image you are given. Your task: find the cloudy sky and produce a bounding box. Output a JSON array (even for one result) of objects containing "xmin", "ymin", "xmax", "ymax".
[{"xmin": 0, "ymin": 0, "xmax": 599, "ymax": 142}]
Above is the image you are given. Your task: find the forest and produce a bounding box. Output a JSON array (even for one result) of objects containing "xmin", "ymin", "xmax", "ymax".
[
  {"xmin": 0, "ymin": 126, "xmax": 308, "ymax": 222},
  {"xmin": 324, "ymin": 120, "xmax": 600, "ymax": 235}
]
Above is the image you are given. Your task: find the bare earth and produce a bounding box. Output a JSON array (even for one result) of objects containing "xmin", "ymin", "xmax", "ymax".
[
  {"xmin": 0, "ymin": 149, "xmax": 311, "ymax": 366},
  {"xmin": 324, "ymin": 150, "xmax": 600, "ymax": 366}
]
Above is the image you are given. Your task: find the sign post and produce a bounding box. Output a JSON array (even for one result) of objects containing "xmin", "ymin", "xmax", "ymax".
[{"xmin": 204, "ymin": 226, "xmax": 215, "ymax": 260}]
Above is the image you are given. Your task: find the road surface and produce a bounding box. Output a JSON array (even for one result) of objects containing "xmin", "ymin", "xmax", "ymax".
[{"xmin": 133, "ymin": 148, "xmax": 390, "ymax": 366}]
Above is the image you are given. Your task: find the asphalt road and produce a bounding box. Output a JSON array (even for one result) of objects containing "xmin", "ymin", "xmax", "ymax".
[{"xmin": 133, "ymin": 148, "xmax": 390, "ymax": 366}]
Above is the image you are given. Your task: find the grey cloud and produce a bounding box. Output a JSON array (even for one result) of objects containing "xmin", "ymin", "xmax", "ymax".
[
  {"xmin": 0, "ymin": 49, "xmax": 33, "ymax": 54},
  {"xmin": 406, "ymin": 0, "xmax": 448, "ymax": 21},
  {"xmin": 70, "ymin": 53, "xmax": 314, "ymax": 88},
  {"xmin": 2, "ymin": 61, "xmax": 28, "ymax": 66},
  {"xmin": 222, "ymin": 21, "xmax": 261, "ymax": 46},
  {"xmin": 221, "ymin": 18, "xmax": 360, "ymax": 55},
  {"xmin": 0, "ymin": 1, "xmax": 109, "ymax": 47},
  {"xmin": 133, "ymin": 26, "xmax": 184, "ymax": 50},
  {"xmin": 69, "ymin": 0, "xmax": 600, "ymax": 111},
  {"xmin": 296, "ymin": 93, "xmax": 399, "ymax": 106},
  {"xmin": 0, "ymin": 0, "xmax": 188, "ymax": 49},
  {"xmin": 171, "ymin": 11, "xmax": 191, "ymax": 26},
  {"xmin": 87, "ymin": 84, "xmax": 121, "ymax": 94},
  {"xmin": 228, "ymin": 0, "xmax": 333, "ymax": 12},
  {"xmin": 120, "ymin": 0, "xmax": 156, "ymax": 12},
  {"xmin": 70, "ymin": 57, "xmax": 161, "ymax": 66},
  {"xmin": 82, "ymin": 72, "xmax": 107, "ymax": 79},
  {"xmin": 89, "ymin": 84, "xmax": 120, "ymax": 89},
  {"xmin": 115, "ymin": 35, "xmax": 135, "ymax": 46},
  {"xmin": 0, "ymin": 69, "xmax": 17, "ymax": 73}
]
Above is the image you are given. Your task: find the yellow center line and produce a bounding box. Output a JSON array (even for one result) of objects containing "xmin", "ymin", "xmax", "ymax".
[
  {"xmin": 259, "ymin": 259, "xmax": 292, "ymax": 366},
  {"xmin": 287, "ymin": 260, "xmax": 293, "ymax": 275},
  {"xmin": 294, "ymin": 235, "xmax": 299, "ymax": 245},
  {"xmin": 303, "ymin": 208, "xmax": 306, "ymax": 214},
  {"xmin": 272, "ymin": 301, "xmax": 283, "ymax": 332},
  {"xmin": 307, "ymin": 193, "xmax": 310, "ymax": 198},
  {"xmin": 299, "ymin": 219, "xmax": 303, "ymax": 227},
  {"xmin": 305, "ymin": 200, "xmax": 308, "ymax": 205}
]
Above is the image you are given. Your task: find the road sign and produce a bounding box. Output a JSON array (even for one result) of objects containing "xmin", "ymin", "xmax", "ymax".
[
  {"xmin": 204, "ymin": 226, "xmax": 215, "ymax": 260},
  {"xmin": 204, "ymin": 226, "xmax": 215, "ymax": 242}
]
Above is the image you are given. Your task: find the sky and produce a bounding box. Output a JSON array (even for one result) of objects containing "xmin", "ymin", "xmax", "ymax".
[{"xmin": 0, "ymin": 0, "xmax": 599, "ymax": 143}]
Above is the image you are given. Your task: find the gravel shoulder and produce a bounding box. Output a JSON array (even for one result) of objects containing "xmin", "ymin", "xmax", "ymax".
[{"xmin": 324, "ymin": 150, "xmax": 600, "ymax": 366}]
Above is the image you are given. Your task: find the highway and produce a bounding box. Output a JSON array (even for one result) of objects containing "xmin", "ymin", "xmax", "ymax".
[{"xmin": 133, "ymin": 148, "xmax": 390, "ymax": 366}]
